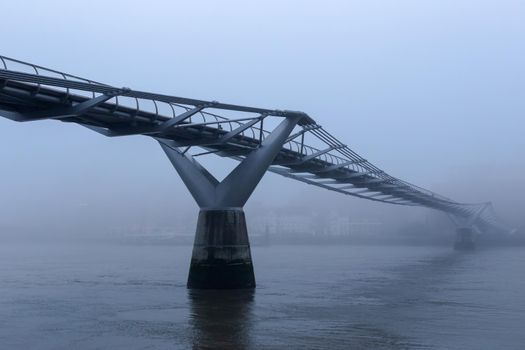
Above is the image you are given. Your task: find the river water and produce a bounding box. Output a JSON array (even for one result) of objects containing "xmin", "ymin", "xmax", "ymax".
[{"xmin": 0, "ymin": 241, "xmax": 524, "ymax": 349}]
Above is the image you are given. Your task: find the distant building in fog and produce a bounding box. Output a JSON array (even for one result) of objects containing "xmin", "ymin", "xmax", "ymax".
[{"xmin": 248, "ymin": 211, "xmax": 382, "ymax": 240}]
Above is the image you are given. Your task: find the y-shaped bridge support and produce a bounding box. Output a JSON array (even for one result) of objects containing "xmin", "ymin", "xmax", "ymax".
[{"xmin": 159, "ymin": 113, "xmax": 303, "ymax": 289}]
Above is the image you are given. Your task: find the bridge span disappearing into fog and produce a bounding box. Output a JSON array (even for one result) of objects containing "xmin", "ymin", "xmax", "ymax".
[{"xmin": 0, "ymin": 55, "xmax": 512, "ymax": 289}]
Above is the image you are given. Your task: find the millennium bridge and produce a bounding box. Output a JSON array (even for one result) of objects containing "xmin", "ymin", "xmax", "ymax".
[{"xmin": 0, "ymin": 55, "xmax": 512, "ymax": 289}]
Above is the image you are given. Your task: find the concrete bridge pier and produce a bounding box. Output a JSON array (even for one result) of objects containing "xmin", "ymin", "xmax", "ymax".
[
  {"xmin": 188, "ymin": 208, "xmax": 254, "ymax": 289},
  {"xmin": 159, "ymin": 113, "xmax": 303, "ymax": 289},
  {"xmin": 449, "ymin": 204, "xmax": 490, "ymax": 251},
  {"xmin": 454, "ymin": 227, "xmax": 476, "ymax": 251}
]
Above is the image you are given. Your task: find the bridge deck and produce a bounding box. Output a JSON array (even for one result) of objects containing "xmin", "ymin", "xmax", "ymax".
[{"xmin": 0, "ymin": 55, "xmax": 507, "ymax": 233}]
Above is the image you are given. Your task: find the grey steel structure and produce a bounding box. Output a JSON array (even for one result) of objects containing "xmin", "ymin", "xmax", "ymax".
[{"xmin": 0, "ymin": 56, "xmax": 511, "ymax": 288}]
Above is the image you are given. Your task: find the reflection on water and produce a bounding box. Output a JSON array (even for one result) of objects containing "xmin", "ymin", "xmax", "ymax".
[
  {"xmin": 188, "ymin": 289, "xmax": 254, "ymax": 350},
  {"xmin": 0, "ymin": 243, "xmax": 524, "ymax": 349}
]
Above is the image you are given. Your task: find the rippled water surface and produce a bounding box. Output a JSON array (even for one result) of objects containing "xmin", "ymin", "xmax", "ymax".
[{"xmin": 1, "ymin": 242, "xmax": 524, "ymax": 349}]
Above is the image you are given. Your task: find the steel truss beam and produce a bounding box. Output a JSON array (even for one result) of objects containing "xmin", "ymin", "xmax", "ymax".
[
  {"xmin": 285, "ymin": 124, "xmax": 321, "ymax": 142},
  {"xmin": 0, "ymin": 88, "xmax": 127, "ymax": 122},
  {"xmin": 311, "ymin": 159, "xmax": 367, "ymax": 173}
]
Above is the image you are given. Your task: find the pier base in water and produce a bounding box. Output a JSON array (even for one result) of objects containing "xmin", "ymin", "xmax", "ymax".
[
  {"xmin": 454, "ymin": 227, "xmax": 475, "ymax": 251},
  {"xmin": 187, "ymin": 209, "xmax": 256, "ymax": 289}
]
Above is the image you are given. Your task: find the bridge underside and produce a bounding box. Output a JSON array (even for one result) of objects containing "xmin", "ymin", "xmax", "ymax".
[{"xmin": 0, "ymin": 55, "xmax": 512, "ymax": 288}]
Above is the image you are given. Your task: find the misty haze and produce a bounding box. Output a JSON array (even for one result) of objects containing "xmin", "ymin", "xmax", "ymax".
[{"xmin": 0, "ymin": 1, "xmax": 524, "ymax": 349}]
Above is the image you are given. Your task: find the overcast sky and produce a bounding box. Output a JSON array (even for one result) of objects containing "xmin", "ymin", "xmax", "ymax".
[{"xmin": 0, "ymin": 0, "xmax": 523, "ymax": 233}]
